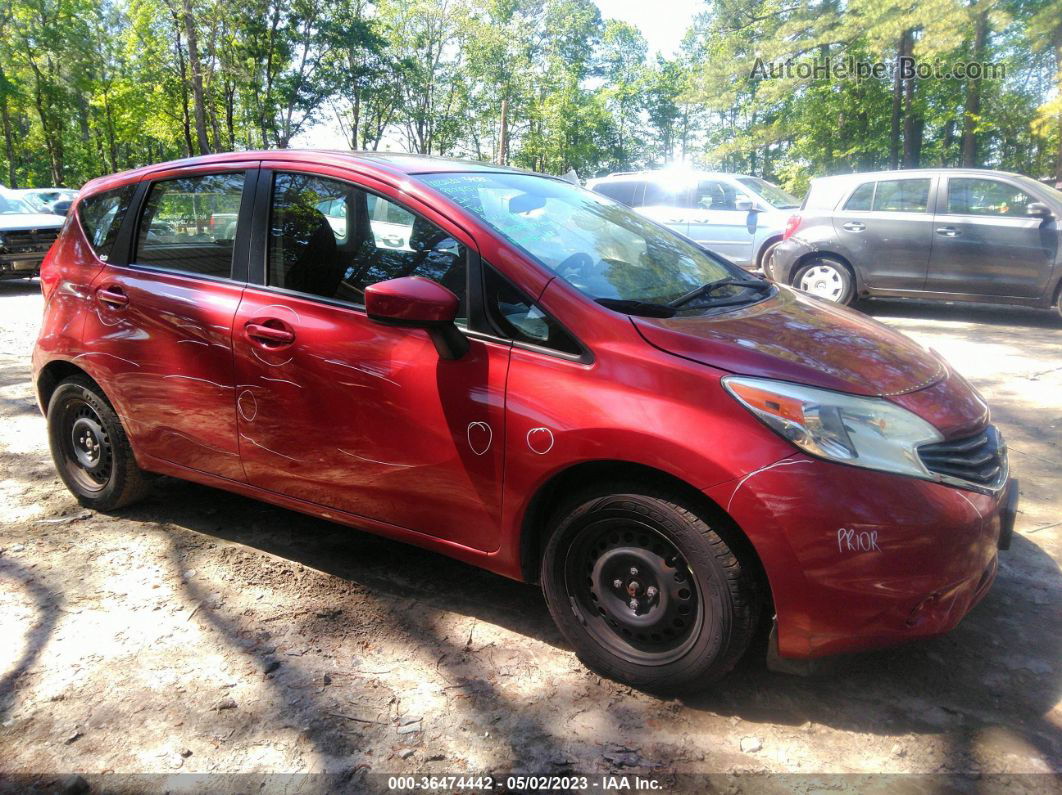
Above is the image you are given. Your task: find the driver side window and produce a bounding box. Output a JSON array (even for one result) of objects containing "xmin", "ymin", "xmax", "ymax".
[{"xmin": 268, "ymin": 172, "xmax": 468, "ymax": 319}]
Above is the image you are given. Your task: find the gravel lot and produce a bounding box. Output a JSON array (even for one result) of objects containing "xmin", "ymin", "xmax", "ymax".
[{"xmin": 1, "ymin": 279, "xmax": 1060, "ymax": 791}]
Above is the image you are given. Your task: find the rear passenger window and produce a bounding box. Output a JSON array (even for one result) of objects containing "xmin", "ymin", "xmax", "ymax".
[
  {"xmin": 874, "ymin": 179, "xmax": 930, "ymax": 212},
  {"xmin": 844, "ymin": 182, "xmax": 874, "ymax": 211},
  {"xmin": 78, "ymin": 185, "xmax": 136, "ymax": 259},
  {"xmin": 268, "ymin": 172, "xmax": 468, "ymax": 318},
  {"xmin": 134, "ymin": 172, "xmax": 246, "ymax": 278},
  {"xmin": 642, "ymin": 181, "xmax": 685, "ymax": 207},
  {"xmin": 844, "ymin": 179, "xmax": 930, "ymax": 213}
]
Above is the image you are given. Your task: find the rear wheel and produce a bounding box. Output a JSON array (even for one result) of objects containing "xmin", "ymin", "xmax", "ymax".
[
  {"xmin": 792, "ymin": 256, "xmax": 854, "ymax": 304},
  {"xmin": 47, "ymin": 376, "xmax": 150, "ymax": 510},
  {"xmin": 540, "ymin": 484, "xmax": 759, "ymax": 691}
]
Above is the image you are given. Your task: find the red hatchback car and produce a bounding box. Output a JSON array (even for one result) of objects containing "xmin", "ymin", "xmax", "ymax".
[{"xmin": 32, "ymin": 151, "xmax": 1018, "ymax": 690}]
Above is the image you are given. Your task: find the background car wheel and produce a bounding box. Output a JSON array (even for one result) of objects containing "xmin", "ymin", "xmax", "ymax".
[
  {"xmin": 47, "ymin": 376, "xmax": 150, "ymax": 511},
  {"xmin": 759, "ymin": 239, "xmax": 782, "ymax": 275},
  {"xmin": 792, "ymin": 257, "xmax": 854, "ymax": 304},
  {"xmin": 540, "ymin": 484, "xmax": 759, "ymax": 692}
]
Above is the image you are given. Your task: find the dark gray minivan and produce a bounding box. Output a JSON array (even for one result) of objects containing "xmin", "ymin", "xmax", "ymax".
[{"xmin": 769, "ymin": 168, "xmax": 1062, "ymax": 315}]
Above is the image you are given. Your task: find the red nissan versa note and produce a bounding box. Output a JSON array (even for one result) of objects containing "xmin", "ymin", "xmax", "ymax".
[{"xmin": 32, "ymin": 151, "xmax": 1018, "ymax": 690}]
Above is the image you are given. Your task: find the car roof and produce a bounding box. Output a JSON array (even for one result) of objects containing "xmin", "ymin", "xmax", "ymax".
[
  {"xmin": 78, "ymin": 149, "xmax": 542, "ymax": 197},
  {"xmin": 809, "ymin": 167, "xmax": 1032, "ymax": 185},
  {"xmin": 590, "ymin": 170, "xmax": 753, "ymax": 183}
]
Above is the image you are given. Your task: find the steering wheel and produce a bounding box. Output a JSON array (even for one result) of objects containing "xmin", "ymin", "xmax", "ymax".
[{"xmin": 555, "ymin": 252, "xmax": 596, "ymax": 282}]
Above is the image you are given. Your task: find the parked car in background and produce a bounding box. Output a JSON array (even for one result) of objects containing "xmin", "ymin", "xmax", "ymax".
[
  {"xmin": 769, "ymin": 168, "xmax": 1062, "ymax": 315},
  {"xmin": 16, "ymin": 187, "xmax": 78, "ymax": 216},
  {"xmin": 0, "ymin": 190, "xmax": 66, "ymax": 279},
  {"xmin": 586, "ymin": 169, "xmax": 801, "ymax": 271},
  {"xmin": 33, "ymin": 151, "xmax": 1016, "ymax": 691}
]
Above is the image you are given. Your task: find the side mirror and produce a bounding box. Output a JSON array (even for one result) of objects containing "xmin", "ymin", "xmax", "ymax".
[
  {"xmin": 365, "ymin": 276, "xmax": 468, "ymax": 360},
  {"xmin": 1027, "ymin": 202, "xmax": 1054, "ymax": 219}
]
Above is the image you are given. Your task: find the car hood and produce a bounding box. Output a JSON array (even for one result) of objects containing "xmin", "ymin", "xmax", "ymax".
[
  {"xmin": 0, "ymin": 213, "xmax": 64, "ymax": 229},
  {"xmin": 633, "ymin": 286, "xmax": 946, "ymax": 398}
]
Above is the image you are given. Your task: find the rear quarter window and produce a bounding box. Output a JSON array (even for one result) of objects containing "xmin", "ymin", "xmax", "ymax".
[{"xmin": 77, "ymin": 185, "xmax": 137, "ymax": 260}]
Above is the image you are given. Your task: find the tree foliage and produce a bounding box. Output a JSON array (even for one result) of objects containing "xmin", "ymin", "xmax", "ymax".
[{"xmin": 0, "ymin": 0, "xmax": 1057, "ymax": 191}]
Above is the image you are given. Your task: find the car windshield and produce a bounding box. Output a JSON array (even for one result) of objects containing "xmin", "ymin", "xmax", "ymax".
[
  {"xmin": 1016, "ymin": 175, "xmax": 1062, "ymax": 206},
  {"xmin": 0, "ymin": 194, "xmax": 34, "ymax": 214},
  {"xmin": 421, "ymin": 172, "xmax": 738, "ymax": 306},
  {"xmin": 736, "ymin": 177, "xmax": 800, "ymax": 209}
]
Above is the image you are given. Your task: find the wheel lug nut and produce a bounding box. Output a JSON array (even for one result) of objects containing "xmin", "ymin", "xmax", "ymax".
[
  {"xmin": 613, "ymin": 579, "xmax": 623, "ymax": 589},
  {"xmin": 629, "ymin": 598, "xmax": 639, "ymax": 611},
  {"xmin": 646, "ymin": 586, "xmax": 658, "ymax": 599},
  {"xmin": 629, "ymin": 567, "xmax": 638, "ymax": 576}
]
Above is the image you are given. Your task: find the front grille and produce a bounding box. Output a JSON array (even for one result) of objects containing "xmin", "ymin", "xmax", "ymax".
[
  {"xmin": 918, "ymin": 425, "xmax": 1007, "ymax": 489},
  {"xmin": 2, "ymin": 228, "xmax": 60, "ymax": 254}
]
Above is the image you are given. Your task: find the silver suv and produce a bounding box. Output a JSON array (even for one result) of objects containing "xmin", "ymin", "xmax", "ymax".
[
  {"xmin": 586, "ymin": 170, "xmax": 800, "ymax": 271},
  {"xmin": 769, "ymin": 168, "xmax": 1062, "ymax": 315}
]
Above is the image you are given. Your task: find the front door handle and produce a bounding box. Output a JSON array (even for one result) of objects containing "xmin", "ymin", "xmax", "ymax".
[
  {"xmin": 936, "ymin": 226, "xmax": 960, "ymax": 237},
  {"xmin": 842, "ymin": 222, "xmax": 866, "ymax": 232},
  {"xmin": 96, "ymin": 286, "xmax": 128, "ymax": 308},
  {"xmin": 245, "ymin": 322, "xmax": 295, "ymax": 346}
]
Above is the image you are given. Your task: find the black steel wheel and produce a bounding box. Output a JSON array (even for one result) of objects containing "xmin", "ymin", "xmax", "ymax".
[
  {"xmin": 565, "ymin": 518, "xmax": 702, "ymax": 665},
  {"xmin": 542, "ymin": 484, "xmax": 760, "ymax": 692},
  {"xmin": 57, "ymin": 399, "xmax": 113, "ymax": 493},
  {"xmin": 47, "ymin": 375, "xmax": 150, "ymax": 510}
]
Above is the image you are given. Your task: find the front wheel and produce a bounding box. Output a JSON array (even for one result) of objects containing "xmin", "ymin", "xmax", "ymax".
[
  {"xmin": 540, "ymin": 485, "xmax": 759, "ymax": 692},
  {"xmin": 792, "ymin": 256, "xmax": 855, "ymax": 304}
]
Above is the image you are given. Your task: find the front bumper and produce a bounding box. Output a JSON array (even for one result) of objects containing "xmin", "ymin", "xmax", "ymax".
[
  {"xmin": 0, "ymin": 252, "xmax": 46, "ymax": 277},
  {"xmin": 705, "ymin": 455, "xmax": 1015, "ymax": 659}
]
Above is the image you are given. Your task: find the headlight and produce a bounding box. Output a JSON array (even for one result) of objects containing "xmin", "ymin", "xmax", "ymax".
[{"xmin": 723, "ymin": 376, "xmax": 943, "ymax": 479}]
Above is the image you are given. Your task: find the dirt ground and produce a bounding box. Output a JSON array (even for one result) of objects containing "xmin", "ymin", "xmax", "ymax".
[{"xmin": 1, "ymin": 278, "xmax": 1060, "ymax": 792}]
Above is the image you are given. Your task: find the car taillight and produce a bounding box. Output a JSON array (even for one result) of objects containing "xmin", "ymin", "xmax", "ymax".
[{"xmin": 783, "ymin": 214, "xmax": 801, "ymax": 240}]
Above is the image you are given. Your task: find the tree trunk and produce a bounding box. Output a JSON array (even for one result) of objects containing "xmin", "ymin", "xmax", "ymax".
[
  {"xmin": 1055, "ymin": 39, "xmax": 1062, "ymax": 183},
  {"xmin": 498, "ymin": 97, "xmax": 509, "ymax": 165},
  {"xmin": 0, "ymin": 80, "xmax": 17, "ymax": 187},
  {"xmin": 960, "ymin": 9, "xmax": 988, "ymax": 167},
  {"xmin": 889, "ymin": 30, "xmax": 911, "ymax": 170},
  {"xmin": 903, "ymin": 52, "xmax": 922, "ymax": 168},
  {"xmin": 181, "ymin": 0, "xmax": 211, "ymax": 155}
]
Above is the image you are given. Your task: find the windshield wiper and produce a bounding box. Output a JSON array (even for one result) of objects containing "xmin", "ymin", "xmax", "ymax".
[
  {"xmin": 668, "ymin": 277, "xmax": 772, "ymax": 309},
  {"xmin": 595, "ymin": 298, "xmax": 677, "ymax": 318}
]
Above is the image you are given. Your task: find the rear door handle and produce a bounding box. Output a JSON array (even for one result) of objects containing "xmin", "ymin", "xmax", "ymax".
[
  {"xmin": 842, "ymin": 222, "xmax": 866, "ymax": 232},
  {"xmin": 96, "ymin": 286, "xmax": 128, "ymax": 308},
  {"xmin": 936, "ymin": 226, "xmax": 960, "ymax": 237},
  {"xmin": 245, "ymin": 322, "xmax": 295, "ymax": 346}
]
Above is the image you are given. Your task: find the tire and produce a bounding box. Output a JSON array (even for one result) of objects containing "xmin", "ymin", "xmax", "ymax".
[
  {"xmin": 792, "ymin": 256, "xmax": 855, "ymax": 305},
  {"xmin": 759, "ymin": 239, "xmax": 782, "ymax": 275},
  {"xmin": 47, "ymin": 375, "xmax": 150, "ymax": 511},
  {"xmin": 540, "ymin": 484, "xmax": 759, "ymax": 692},
  {"xmin": 1055, "ymin": 286, "xmax": 1062, "ymax": 321}
]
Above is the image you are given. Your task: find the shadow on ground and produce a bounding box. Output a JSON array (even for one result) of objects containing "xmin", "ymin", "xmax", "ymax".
[{"xmin": 106, "ymin": 474, "xmax": 1062, "ymax": 772}]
